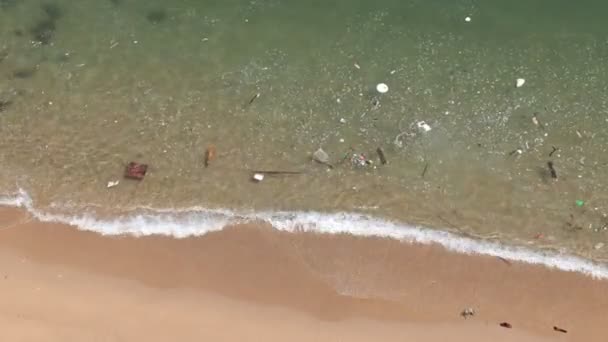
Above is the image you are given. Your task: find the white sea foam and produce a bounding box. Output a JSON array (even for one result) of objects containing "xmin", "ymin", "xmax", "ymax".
[{"xmin": 2, "ymin": 189, "xmax": 608, "ymax": 279}]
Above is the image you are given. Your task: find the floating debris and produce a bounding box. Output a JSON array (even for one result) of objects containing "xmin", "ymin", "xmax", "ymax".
[
  {"xmin": 532, "ymin": 112, "xmax": 544, "ymax": 129},
  {"xmin": 370, "ymin": 97, "xmax": 381, "ymax": 110},
  {"xmin": 509, "ymin": 148, "xmax": 523, "ymax": 156},
  {"xmin": 376, "ymin": 83, "xmax": 389, "ymax": 94},
  {"xmin": 465, "ymin": 16, "xmax": 471, "ymax": 22},
  {"xmin": 549, "ymin": 146, "xmax": 558, "ymax": 157},
  {"xmin": 516, "ymin": 78, "xmax": 526, "ymax": 88},
  {"xmin": 124, "ymin": 162, "xmax": 148, "ymax": 180},
  {"xmin": 252, "ymin": 170, "xmax": 303, "ymax": 175},
  {"xmin": 252, "ymin": 173, "xmax": 264, "ymax": 182},
  {"xmin": 416, "ymin": 121, "xmax": 432, "ymax": 132},
  {"xmin": 350, "ymin": 153, "xmax": 372, "ymax": 168},
  {"xmin": 106, "ymin": 180, "xmax": 119, "ymax": 188},
  {"xmin": 547, "ymin": 161, "xmax": 557, "ymax": 179},
  {"xmin": 594, "ymin": 242, "xmax": 604, "ymax": 250},
  {"xmin": 204, "ymin": 145, "xmax": 216, "ymax": 167},
  {"xmin": 376, "ymin": 147, "xmax": 387, "ymax": 165},
  {"xmin": 421, "ymin": 163, "xmax": 429, "ymax": 178},
  {"xmin": 247, "ymin": 92, "xmax": 260, "ymax": 106}
]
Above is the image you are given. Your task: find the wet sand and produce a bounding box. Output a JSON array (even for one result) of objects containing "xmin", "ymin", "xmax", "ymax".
[{"xmin": 0, "ymin": 206, "xmax": 606, "ymax": 341}]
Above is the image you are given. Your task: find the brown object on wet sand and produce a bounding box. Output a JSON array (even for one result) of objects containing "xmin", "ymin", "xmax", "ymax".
[
  {"xmin": 499, "ymin": 322, "xmax": 512, "ymax": 329},
  {"xmin": 204, "ymin": 145, "xmax": 216, "ymax": 167},
  {"xmin": 125, "ymin": 162, "xmax": 148, "ymax": 180},
  {"xmin": 553, "ymin": 326, "xmax": 567, "ymax": 333}
]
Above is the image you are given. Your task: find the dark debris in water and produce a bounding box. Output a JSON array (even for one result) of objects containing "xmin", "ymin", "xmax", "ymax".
[{"xmin": 146, "ymin": 9, "xmax": 168, "ymax": 24}]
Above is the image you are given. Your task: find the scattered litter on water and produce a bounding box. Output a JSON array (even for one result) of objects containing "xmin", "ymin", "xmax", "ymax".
[
  {"xmin": 124, "ymin": 162, "xmax": 148, "ymax": 180},
  {"xmin": 106, "ymin": 180, "xmax": 119, "ymax": 188},
  {"xmin": 252, "ymin": 173, "xmax": 264, "ymax": 182},
  {"xmin": 547, "ymin": 161, "xmax": 558, "ymax": 179},
  {"xmin": 376, "ymin": 83, "xmax": 389, "ymax": 94},
  {"xmin": 376, "ymin": 147, "xmax": 387, "ymax": 165},
  {"xmin": 204, "ymin": 145, "xmax": 216, "ymax": 168},
  {"xmin": 516, "ymin": 78, "xmax": 526, "ymax": 88},
  {"xmin": 416, "ymin": 121, "xmax": 432, "ymax": 132}
]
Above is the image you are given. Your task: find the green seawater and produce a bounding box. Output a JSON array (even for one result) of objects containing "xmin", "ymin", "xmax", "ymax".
[{"xmin": 1, "ymin": 0, "xmax": 608, "ymax": 260}]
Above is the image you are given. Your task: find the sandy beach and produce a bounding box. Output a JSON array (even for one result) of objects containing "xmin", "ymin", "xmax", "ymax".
[{"xmin": 0, "ymin": 206, "xmax": 606, "ymax": 341}]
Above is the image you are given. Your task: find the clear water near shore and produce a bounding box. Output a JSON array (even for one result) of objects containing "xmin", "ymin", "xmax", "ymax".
[{"xmin": 1, "ymin": 0, "xmax": 608, "ymax": 262}]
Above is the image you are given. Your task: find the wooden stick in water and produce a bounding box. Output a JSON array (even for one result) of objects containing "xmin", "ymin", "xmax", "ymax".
[
  {"xmin": 376, "ymin": 147, "xmax": 387, "ymax": 165},
  {"xmin": 421, "ymin": 163, "xmax": 429, "ymax": 178},
  {"xmin": 251, "ymin": 170, "xmax": 303, "ymax": 175},
  {"xmin": 549, "ymin": 146, "xmax": 558, "ymax": 157},
  {"xmin": 247, "ymin": 93, "xmax": 260, "ymax": 106}
]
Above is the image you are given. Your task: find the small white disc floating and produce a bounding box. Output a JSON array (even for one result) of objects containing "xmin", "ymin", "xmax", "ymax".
[
  {"xmin": 516, "ymin": 78, "xmax": 526, "ymax": 88},
  {"xmin": 376, "ymin": 83, "xmax": 389, "ymax": 94},
  {"xmin": 465, "ymin": 16, "xmax": 471, "ymax": 22}
]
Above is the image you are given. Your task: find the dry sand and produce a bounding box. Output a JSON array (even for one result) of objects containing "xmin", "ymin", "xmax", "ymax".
[{"xmin": 0, "ymin": 206, "xmax": 606, "ymax": 341}]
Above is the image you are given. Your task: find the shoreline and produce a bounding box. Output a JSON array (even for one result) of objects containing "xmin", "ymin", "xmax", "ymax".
[
  {"xmin": 1, "ymin": 206, "xmax": 607, "ymax": 341},
  {"xmin": 2, "ymin": 190, "xmax": 607, "ymax": 279}
]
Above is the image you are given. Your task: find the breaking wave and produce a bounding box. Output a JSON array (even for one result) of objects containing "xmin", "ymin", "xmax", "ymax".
[{"xmin": 2, "ymin": 189, "xmax": 608, "ymax": 279}]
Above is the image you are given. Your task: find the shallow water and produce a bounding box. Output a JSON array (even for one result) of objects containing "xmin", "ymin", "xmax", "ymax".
[{"xmin": 1, "ymin": 0, "xmax": 608, "ymax": 261}]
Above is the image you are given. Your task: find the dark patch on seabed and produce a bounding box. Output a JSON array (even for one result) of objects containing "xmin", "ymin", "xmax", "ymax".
[
  {"xmin": 146, "ymin": 9, "xmax": 168, "ymax": 24},
  {"xmin": 29, "ymin": 2, "xmax": 64, "ymax": 45},
  {"xmin": 10, "ymin": 67, "xmax": 37, "ymax": 79}
]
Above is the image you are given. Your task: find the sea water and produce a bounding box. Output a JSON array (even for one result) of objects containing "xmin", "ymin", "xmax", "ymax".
[{"xmin": 1, "ymin": 0, "xmax": 608, "ymax": 267}]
